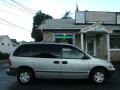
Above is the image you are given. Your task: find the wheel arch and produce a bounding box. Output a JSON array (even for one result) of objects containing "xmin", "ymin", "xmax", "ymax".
[
  {"xmin": 89, "ymin": 66, "xmax": 109, "ymax": 78},
  {"xmin": 16, "ymin": 66, "xmax": 35, "ymax": 78}
]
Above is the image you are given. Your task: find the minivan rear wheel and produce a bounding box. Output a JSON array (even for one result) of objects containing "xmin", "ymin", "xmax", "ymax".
[
  {"xmin": 90, "ymin": 69, "xmax": 107, "ymax": 84},
  {"xmin": 17, "ymin": 69, "xmax": 34, "ymax": 84}
]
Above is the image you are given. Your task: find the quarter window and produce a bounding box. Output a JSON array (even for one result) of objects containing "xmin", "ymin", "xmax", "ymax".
[{"xmin": 13, "ymin": 44, "xmax": 61, "ymax": 58}]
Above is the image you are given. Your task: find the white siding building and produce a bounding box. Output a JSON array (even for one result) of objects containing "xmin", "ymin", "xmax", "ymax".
[{"xmin": 0, "ymin": 35, "xmax": 17, "ymax": 53}]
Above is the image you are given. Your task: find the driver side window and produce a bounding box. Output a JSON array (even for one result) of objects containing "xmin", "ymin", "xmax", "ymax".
[{"xmin": 62, "ymin": 46, "xmax": 85, "ymax": 59}]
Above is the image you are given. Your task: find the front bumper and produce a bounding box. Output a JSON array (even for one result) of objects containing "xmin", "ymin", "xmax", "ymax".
[
  {"xmin": 6, "ymin": 68, "xmax": 16, "ymax": 76},
  {"xmin": 108, "ymin": 68, "xmax": 115, "ymax": 77}
]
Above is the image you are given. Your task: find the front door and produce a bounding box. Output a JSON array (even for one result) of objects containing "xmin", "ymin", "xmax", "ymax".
[
  {"xmin": 61, "ymin": 45, "xmax": 90, "ymax": 78},
  {"xmin": 87, "ymin": 37, "xmax": 96, "ymax": 56}
]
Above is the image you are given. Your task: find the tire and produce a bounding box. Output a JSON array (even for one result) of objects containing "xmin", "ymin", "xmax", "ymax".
[
  {"xmin": 90, "ymin": 69, "xmax": 107, "ymax": 84},
  {"xmin": 17, "ymin": 69, "xmax": 34, "ymax": 85}
]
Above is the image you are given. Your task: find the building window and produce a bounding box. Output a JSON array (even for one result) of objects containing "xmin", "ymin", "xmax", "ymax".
[
  {"xmin": 113, "ymin": 30, "xmax": 120, "ymax": 33},
  {"xmin": 55, "ymin": 34, "xmax": 74, "ymax": 44},
  {"xmin": 117, "ymin": 13, "xmax": 120, "ymax": 24},
  {"xmin": 110, "ymin": 35, "xmax": 120, "ymax": 49}
]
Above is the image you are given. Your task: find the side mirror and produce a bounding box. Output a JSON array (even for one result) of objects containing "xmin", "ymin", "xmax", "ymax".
[{"xmin": 82, "ymin": 54, "xmax": 90, "ymax": 59}]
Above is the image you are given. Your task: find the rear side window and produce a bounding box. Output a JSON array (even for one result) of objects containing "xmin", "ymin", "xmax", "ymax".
[{"xmin": 13, "ymin": 44, "xmax": 61, "ymax": 58}]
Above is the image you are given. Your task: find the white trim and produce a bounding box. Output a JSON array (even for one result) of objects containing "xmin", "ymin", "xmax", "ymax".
[
  {"xmin": 52, "ymin": 33, "xmax": 55, "ymax": 42},
  {"xmin": 86, "ymin": 36, "xmax": 88, "ymax": 52},
  {"xmin": 73, "ymin": 34, "xmax": 75, "ymax": 46},
  {"xmin": 107, "ymin": 34, "xmax": 110, "ymax": 61},
  {"xmin": 94, "ymin": 37, "xmax": 96, "ymax": 56},
  {"xmin": 110, "ymin": 49, "xmax": 120, "ymax": 51},
  {"xmin": 81, "ymin": 33, "xmax": 84, "ymax": 50}
]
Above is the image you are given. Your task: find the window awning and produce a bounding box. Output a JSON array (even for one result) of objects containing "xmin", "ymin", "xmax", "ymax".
[{"xmin": 81, "ymin": 23, "xmax": 113, "ymax": 33}]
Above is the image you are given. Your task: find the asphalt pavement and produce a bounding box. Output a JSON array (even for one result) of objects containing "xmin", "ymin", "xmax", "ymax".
[{"xmin": 0, "ymin": 60, "xmax": 8, "ymax": 68}]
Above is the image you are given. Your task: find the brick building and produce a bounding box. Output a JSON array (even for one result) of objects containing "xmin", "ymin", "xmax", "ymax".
[{"xmin": 38, "ymin": 6, "xmax": 120, "ymax": 61}]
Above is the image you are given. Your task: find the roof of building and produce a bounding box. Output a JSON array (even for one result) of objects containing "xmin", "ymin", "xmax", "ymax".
[
  {"xmin": 0, "ymin": 35, "xmax": 8, "ymax": 42},
  {"xmin": 38, "ymin": 19, "xmax": 120, "ymax": 32},
  {"xmin": 0, "ymin": 35, "xmax": 18, "ymax": 46},
  {"xmin": 38, "ymin": 19, "xmax": 89, "ymax": 30}
]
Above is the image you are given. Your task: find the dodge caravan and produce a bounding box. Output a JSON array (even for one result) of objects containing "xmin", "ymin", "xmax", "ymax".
[{"xmin": 6, "ymin": 43, "xmax": 115, "ymax": 84}]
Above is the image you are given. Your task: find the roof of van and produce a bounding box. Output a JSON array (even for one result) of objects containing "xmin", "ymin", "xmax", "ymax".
[
  {"xmin": 21, "ymin": 42, "xmax": 72, "ymax": 45},
  {"xmin": 19, "ymin": 42, "xmax": 76, "ymax": 48}
]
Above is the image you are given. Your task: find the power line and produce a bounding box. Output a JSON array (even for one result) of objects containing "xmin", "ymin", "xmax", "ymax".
[
  {"xmin": 0, "ymin": 0, "xmax": 15, "ymax": 9},
  {"xmin": 0, "ymin": 9, "xmax": 33, "ymax": 20},
  {"xmin": 10, "ymin": 0, "xmax": 35, "ymax": 14},
  {"xmin": 1, "ymin": 0, "xmax": 34, "ymax": 15},
  {"xmin": 0, "ymin": 9, "xmax": 25, "ymax": 17},
  {"xmin": 0, "ymin": 21, "xmax": 20, "ymax": 30},
  {"xmin": 0, "ymin": 17, "xmax": 31, "ymax": 32}
]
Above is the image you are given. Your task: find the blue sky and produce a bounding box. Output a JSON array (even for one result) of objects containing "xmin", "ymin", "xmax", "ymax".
[{"xmin": 0, "ymin": 0, "xmax": 120, "ymax": 41}]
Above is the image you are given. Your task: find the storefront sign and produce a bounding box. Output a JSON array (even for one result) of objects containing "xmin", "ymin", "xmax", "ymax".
[
  {"xmin": 55, "ymin": 35, "xmax": 73, "ymax": 39},
  {"xmin": 55, "ymin": 34, "xmax": 74, "ymax": 44},
  {"xmin": 81, "ymin": 23, "xmax": 112, "ymax": 33}
]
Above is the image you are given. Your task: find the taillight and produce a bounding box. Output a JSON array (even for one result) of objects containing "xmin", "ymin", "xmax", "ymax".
[{"xmin": 8, "ymin": 58, "xmax": 12, "ymax": 66}]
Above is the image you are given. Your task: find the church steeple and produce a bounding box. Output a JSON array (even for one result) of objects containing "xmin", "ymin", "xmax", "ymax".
[
  {"xmin": 76, "ymin": 3, "xmax": 79, "ymax": 12},
  {"xmin": 75, "ymin": 4, "xmax": 85, "ymax": 24}
]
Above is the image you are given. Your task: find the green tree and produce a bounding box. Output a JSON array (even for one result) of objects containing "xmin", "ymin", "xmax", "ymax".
[
  {"xmin": 31, "ymin": 10, "xmax": 53, "ymax": 42},
  {"xmin": 61, "ymin": 11, "xmax": 72, "ymax": 19}
]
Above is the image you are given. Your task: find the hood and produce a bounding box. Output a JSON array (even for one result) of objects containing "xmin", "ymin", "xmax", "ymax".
[{"xmin": 92, "ymin": 57, "xmax": 112, "ymax": 65}]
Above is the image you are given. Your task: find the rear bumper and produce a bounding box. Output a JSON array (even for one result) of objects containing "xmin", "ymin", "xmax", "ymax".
[{"xmin": 6, "ymin": 68, "xmax": 16, "ymax": 76}]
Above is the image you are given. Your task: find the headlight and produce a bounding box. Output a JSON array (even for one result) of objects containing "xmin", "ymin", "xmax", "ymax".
[
  {"xmin": 108, "ymin": 65, "xmax": 114, "ymax": 68},
  {"xmin": 108, "ymin": 64, "xmax": 115, "ymax": 70}
]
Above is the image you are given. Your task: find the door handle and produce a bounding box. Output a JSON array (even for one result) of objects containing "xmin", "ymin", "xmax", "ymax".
[
  {"xmin": 62, "ymin": 61, "xmax": 68, "ymax": 64},
  {"xmin": 53, "ymin": 61, "xmax": 60, "ymax": 64}
]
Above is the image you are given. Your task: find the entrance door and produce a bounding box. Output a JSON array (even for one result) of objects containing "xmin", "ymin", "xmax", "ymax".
[{"xmin": 87, "ymin": 37, "xmax": 96, "ymax": 56}]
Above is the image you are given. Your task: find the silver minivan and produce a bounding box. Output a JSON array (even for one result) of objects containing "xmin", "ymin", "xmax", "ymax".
[{"xmin": 6, "ymin": 43, "xmax": 115, "ymax": 84}]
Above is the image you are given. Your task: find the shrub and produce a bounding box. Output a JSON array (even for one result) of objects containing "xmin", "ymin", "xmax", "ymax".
[{"xmin": 0, "ymin": 52, "xmax": 9, "ymax": 60}]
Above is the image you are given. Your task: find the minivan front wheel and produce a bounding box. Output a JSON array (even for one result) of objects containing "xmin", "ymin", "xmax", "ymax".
[
  {"xmin": 17, "ymin": 69, "xmax": 34, "ymax": 84},
  {"xmin": 90, "ymin": 69, "xmax": 107, "ymax": 84}
]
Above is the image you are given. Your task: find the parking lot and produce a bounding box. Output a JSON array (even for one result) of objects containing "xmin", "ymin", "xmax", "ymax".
[{"xmin": 0, "ymin": 61, "xmax": 120, "ymax": 90}]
